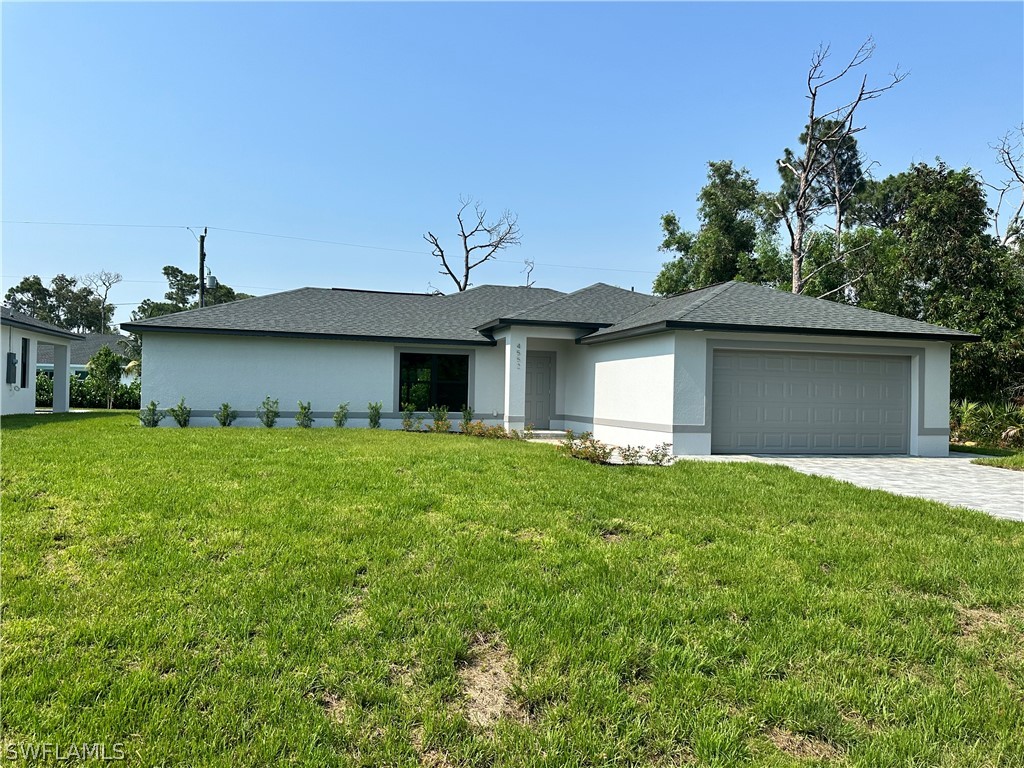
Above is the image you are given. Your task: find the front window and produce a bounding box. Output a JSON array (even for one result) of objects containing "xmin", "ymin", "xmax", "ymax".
[{"xmin": 398, "ymin": 353, "xmax": 469, "ymax": 411}]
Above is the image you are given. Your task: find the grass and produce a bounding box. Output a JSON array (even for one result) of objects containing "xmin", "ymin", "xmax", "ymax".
[
  {"xmin": 950, "ymin": 443, "xmax": 1024, "ymax": 471},
  {"xmin": 2, "ymin": 413, "xmax": 1023, "ymax": 767}
]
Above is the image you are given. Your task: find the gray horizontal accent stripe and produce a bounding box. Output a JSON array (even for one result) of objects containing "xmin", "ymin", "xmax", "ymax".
[
  {"xmin": 557, "ymin": 414, "xmax": 712, "ymax": 434},
  {"xmin": 179, "ymin": 410, "xmax": 506, "ymax": 421}
]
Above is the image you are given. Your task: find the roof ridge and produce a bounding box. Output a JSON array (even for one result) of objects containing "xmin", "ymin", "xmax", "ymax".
[{"xmin": 673, "ymin": 281, "xmax": 738, "ymax": 321}]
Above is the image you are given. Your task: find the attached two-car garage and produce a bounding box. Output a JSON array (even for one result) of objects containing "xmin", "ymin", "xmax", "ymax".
[{"xmin": 710, "ymin": 349, "xmax": 911, "ymax": 455}]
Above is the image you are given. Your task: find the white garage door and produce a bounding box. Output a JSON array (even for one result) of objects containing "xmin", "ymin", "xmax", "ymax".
[{"xmin": 711, "ymin": 350, "xmax": 910, "ymax": 455}]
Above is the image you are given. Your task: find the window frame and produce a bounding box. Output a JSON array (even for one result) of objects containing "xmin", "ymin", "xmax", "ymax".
[
  {"xmin": 394, "ymin": 348, "xmax": 473, "ymax": 413},
  {"xmin": 20, "ymin": 337, "xmax": 29, "ymax": 389}
]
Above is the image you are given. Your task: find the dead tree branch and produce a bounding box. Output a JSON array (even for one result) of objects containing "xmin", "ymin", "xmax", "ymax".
[{"xmin": 424, "ymin": 196, "xmax": 522, "ymax": 291}]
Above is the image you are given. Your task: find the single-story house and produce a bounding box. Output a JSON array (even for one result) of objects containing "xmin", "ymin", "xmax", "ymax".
[
  {"xmin": 36, "ymin": 332, "xmax": 136, "ymax": 385},
  {"xmin": 1, "ymin": 307, "xmax": 82, "ymax": 415},
  {"xmin": 120, "ymin": 281, "xmax": 978, "ymax": 456}
]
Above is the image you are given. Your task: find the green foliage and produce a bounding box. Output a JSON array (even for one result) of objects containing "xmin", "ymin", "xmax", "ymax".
[
  {"xmin": 332, "ymin": 402, "xmax": 350, "ymax": 428},
  {"xmin": 34, "ymin": 373, "xmax": 53, "ymax": 407},
  {"xmin": 367, "ymin": 401, "xmax": 383, "ymax": 429},
  {"xmin": 401, "ymin": 402, "xmax": 423, "ymax": 432},
  {"xmin": 950, "ymin": 399, "xmax": 1024, "ymax": 449},
  {"xmin": 654, "ymin": 162, "xmax": 775, "ymax": 295},
  {"xmin": 86, "ymin": 346, "xmax": 126, "ymax": 410},
  {"xmin": 166, "ymin": 397, "xmax": 192, "ymax": 428},
  {"xmin": 560, "ymin": 430, "xmax": 614, "ymax": 464},
  {"xmin": 645, "ymin": 443, "xmax": 673, "ymax": 466},
  {"xmin": 461, "ymin": 420, "xmax": 523, "ymax": 440},
  {"xmin": 295, "ymin": 401, "xmax": 314, "ymax": 428},
  {"xmin": 459, "ymin": 405, "xmax": 474, "ymax": 433},
  {"xmin": 130, "ymin": 265, "xmax": 255, "ymax": 321},
  {"xmin": 215, "ymin": 403, "xmax": 238, "ymax": 427},
  {"xmin": 427, "ymin": 405, "xmax": 451, "ymax": 433},
  {"xmin": 65, "ymin": 375, "xmax": 140, "ymax": 410},
  {"xmin": 138, "ymin": 400, "xmax": 164, "ymax": 427},
  {"xmin": 257, "ymin": 397, "xmax": 280, "ymax": 428},
  {"xmin": 3, "ymin": 273, "xmax": 113, "ymax": 333},
  {"xmin": 618, "ymin": 445, "xmax": 644, "ymax": 465}
]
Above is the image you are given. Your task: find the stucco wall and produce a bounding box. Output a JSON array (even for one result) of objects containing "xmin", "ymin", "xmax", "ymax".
[
  {"xmin": 1, "ymin": 327, "xmax": 72, "ymax": 415},
  {"xmin": 141, "ymin": 333, "xmax": 503, "ymax": 427}
]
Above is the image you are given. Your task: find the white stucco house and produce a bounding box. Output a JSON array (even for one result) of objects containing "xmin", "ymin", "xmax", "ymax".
[
  {"xmin": 121, "ymin": 281, "xmax": 977, "ymax": 456},
  {"xmin": 1, "ymin": 307, "xmax": 82, "ymax": 415}
]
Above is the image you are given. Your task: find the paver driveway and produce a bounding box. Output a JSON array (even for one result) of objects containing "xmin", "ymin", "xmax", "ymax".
[{"xmin": 687, "ymin": 453, "xmax": 1024, "ymax": 522}]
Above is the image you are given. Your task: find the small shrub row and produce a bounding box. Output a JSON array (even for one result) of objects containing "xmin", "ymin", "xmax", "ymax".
[
  {"xmin": 950, "ymin": 399, "xmax": 1024, "ymax": 449},
  {"xmin": 560, "ymin": 431, "xmax": 673, "ymax": 466},
  {"xmin": 461, "ymin": 420, "xmax": 524, "ymax": 440},
  {"xmin": 140, "ymin": 397, "xmax": 354, "ymax": 428}
]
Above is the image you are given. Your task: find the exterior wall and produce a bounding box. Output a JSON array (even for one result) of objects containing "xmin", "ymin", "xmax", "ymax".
[
  {"xmin": 669, "ymin": 330, "xmax": 953, "ymax": 457},
  {"xmin": 1, "ymin": 327, "xmax": 72, "ymax": 415},
  {"xmin": 554, "ymin": 333, "xmax": 676, "ymax": 449},
  {"xmin": 140, "ymin": 333, "xmax": 503, "ymax": 427}
]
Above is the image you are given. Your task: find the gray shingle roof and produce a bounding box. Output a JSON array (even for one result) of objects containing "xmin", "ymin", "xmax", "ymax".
[
  {"xmin": 36, "ymin": 333, "xmax": 131, "ymax": 366},
  {"xmin": 0, "ymin": 306, "xmax": 84, "ymax": 341},
  {"xmin": 585, "ymin": 281, "xmax": 979, "ymax": 343},
  {"xmin": 477, "ymin": 283, "xmax": 660, "ymax": 329},
  {"xmin": 118, "ymin": 280, "xmax": 979, "ymax": 346},
  {"xmin": 120, "ymin": 285, "xmax": 564, "ymax": 345}
]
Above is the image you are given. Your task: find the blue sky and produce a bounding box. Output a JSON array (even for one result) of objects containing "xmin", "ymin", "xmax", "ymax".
[{"xmin": 3, "ymin": 2, "xmax": 1022, "ymax": 324}]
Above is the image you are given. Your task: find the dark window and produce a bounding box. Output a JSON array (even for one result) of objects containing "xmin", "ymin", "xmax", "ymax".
[
  {"xmin": 399, "ymin": 353, "xmax": 469, "ymax": 411},
  {"xmin": 20, "ymin": 338, "xmax": 29, "ymax": 388}
]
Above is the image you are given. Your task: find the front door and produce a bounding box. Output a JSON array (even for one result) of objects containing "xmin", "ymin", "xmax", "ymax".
[{"xmin": 525, "ymin": 352, "xmax": 554, "ymax": 429}]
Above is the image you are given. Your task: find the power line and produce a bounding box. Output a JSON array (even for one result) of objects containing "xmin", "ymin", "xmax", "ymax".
[{"xmin": 2, "ymin": 218, "xmax": 660, "ymax": 275}]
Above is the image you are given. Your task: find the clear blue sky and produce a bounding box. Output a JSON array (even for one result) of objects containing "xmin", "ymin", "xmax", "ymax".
[{"xmin": 3, "ymin": 2, "xmax": 1022, "ymax": 325}]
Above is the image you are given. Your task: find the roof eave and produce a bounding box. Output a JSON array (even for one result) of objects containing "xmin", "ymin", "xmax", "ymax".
[
  {"xmin": 117, "ymin": 323, "xmax": 497, "ymax": 347},
  {"xmin": 474, "ymin": 318, "xmax": 610, "ymax": 333},
  {"xmin": 578, "ymin": 321, "xmax": 672, "ymax": 344},
  {"xmin": 0, "ymin": 316, "xmax": 84, "ymax": 341},
  {"xmin": 662, "ymin": 320, "xmax": 981, "ymax": 343}
]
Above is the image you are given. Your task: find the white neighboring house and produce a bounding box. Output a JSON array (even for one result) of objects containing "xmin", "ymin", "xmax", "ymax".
[
  {"xmin": 1, "ymin": 307, "xmax": 83, "ymax": 415},
  {"xmin": 36, "ymin": 333, "xmax": 136, "ymax": 386},
  {"xmin": 120, "ymin": 281, "xmax": 978, "ymax": 457}
]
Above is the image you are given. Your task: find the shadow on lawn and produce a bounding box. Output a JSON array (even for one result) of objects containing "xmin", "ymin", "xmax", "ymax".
[{"xmin": 1, "ymin": 411, "xmax": 131, "ymax": 431}]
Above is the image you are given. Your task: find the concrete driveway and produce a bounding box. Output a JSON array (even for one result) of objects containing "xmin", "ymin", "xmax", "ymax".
[{"xmin": 687, "ymin": 453, "xmax": 1024, "ymax": 522}]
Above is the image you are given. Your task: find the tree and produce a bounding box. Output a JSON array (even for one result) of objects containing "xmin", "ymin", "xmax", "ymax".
[
  {"xmin": 986, "ymin": 124, "xmax": 1024, "ymax": 247},
  {"xmin": 82, "ymin": 271, "xmax": 123, "ymax": 334},
  {"xmin": 773, "ymin": 37, "xmax": 905, "ymax": 295},
  {"xmin": 162, "ymin": 266, "xmax": 199, "ymax": 309},
  {"xmin": 130, "ymin": 265, "xmax": 253, "ymax": 322},
  {"xmin": 424, "ymin": 197, "xmax": 522, "ymax": 292},
  {"xmin": 653, "ymin": 161, "xmax": 773, "ymax": 294},
  {"xmin": 3, "ymin": 274, "xmax": 111, "ymax": 333},
  {"xmin": 86, "ymin": 345, "xmax": 126, "ymax": 410}
]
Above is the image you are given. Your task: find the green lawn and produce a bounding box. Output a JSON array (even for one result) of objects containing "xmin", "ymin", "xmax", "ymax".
[
  {"xmin": 951, "ymin": 443, "xmax": 1024, "ymax": 471},
  {"xmin": 3, "ymin": 413, "xmax": 1023, "ymax": 767}
]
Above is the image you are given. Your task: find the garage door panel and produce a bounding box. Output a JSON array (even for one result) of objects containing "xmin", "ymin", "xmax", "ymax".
[{"xmin": 712, "ymin": 350, "xmax": 909, "ymax": 455}]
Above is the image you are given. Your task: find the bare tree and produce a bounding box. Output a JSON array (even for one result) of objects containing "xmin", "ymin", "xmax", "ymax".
[
  {"xmin": 81, "ymin": 270, "xmax": 123, "ymax": 333},
  {"xmin": 775, "ymin": 37, "xmax": 906, "ymax": 294},
  {"xmin": 424, "ymin": 197, "xmax": 522, "ymax": 292},
  {"xmin": 986, "ymin": 125, "xmax": 1024, "ymax": 247}
]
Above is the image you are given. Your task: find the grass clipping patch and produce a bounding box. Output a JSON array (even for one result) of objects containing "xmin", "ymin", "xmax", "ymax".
[
  {"xmin": 458, "ymin": 633, "xmax": 526, "ymax": 729},
  {"xmin": 767, "ymin": 727, "xmax": 842, "ymax": 760}
]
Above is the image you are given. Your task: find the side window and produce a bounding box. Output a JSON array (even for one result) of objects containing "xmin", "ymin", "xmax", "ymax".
[
  {"xmin": 398, "ymin": 353, "xmax": 469, "ymax": 411},
  {"xmin": 20, "ymin": 338, "xmax": 29, "ymax": 388}
]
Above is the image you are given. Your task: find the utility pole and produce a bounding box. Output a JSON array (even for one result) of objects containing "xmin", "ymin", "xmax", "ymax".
[{"xmin": 198, "ymin": 227, "xmax": 208, "ymax": 308}]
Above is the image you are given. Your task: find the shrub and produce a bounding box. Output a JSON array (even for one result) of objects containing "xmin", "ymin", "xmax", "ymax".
[
  {"xmin": 428, "ymin": 404, "xmax": 451, "ymax": 433},
  {"xmin": 215, "ymin": 402, "xmax": 238, "ymax": 427},
  {"xmin": 166, "ymin": 397, "xmax": 192, "ymax": 427},
  {"xmin": 950, "ymin": 399, "xmax": 1024, "ymax": 448},
  {"xmin": 560, "ymin": 430, "xmax": 613, "ymax": 464},
  {"xmin": 367, "ymin": 401, "xmax": 383, "ymax": 429},
  {"xmin": 333, "ymin": 402, "xmax": 350, "ymax": 428},
  {"xmin": 645, "ymin": 442, "xmax": 673, "ymax": 466},
  {"xmin": 35, "ymin": 372, "xmax": 53, "ymax": 407},
  {"xmin": 139, "ymin": 400, "xmax": 164, "ymax": 427},
  {"xmin": 460, "ymin": 405, "xmax": 474, "ymax": 434},
  {"xmin": 618, "ymin": 445, "xmax": 644, "ymax": 465},
  {"xmin": 86, "ymin": 346, "xmax": 126, "ymax": 410},
  {"xmin": 295, "ymin": 401, "xmax": 314, "ymax": 428},
  {"xmin": 401, "ymin": 402, "xmax": 423, "ymax": 431},
  {"xmin": 257, "ymin": 396, "xmax": 280, "ymax": 428},
  {"xmin": 462, "ymin": 420, "xmax": 521, "ymax": 440}
]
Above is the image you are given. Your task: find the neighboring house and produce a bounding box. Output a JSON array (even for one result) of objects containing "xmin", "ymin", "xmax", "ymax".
[
  {"xmin": 1, "ymin": 307, "xmax": 82, "ymax": 415},
  {"xmin": 36, "ymin": 333, "xmax": 136, "ymax": 385},
  {"xmin": 120, "ymin": 281, "xmax": 978, "ymax": 456}
]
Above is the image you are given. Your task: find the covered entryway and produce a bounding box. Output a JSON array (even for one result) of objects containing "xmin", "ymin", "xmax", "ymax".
[
  {"xmin": 524, "ymin": 351, "xmax": 554, "ymax": 429},
  {"xmin": 710, "ymin": 349, "xmax": 910, "ymax": 455}
]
